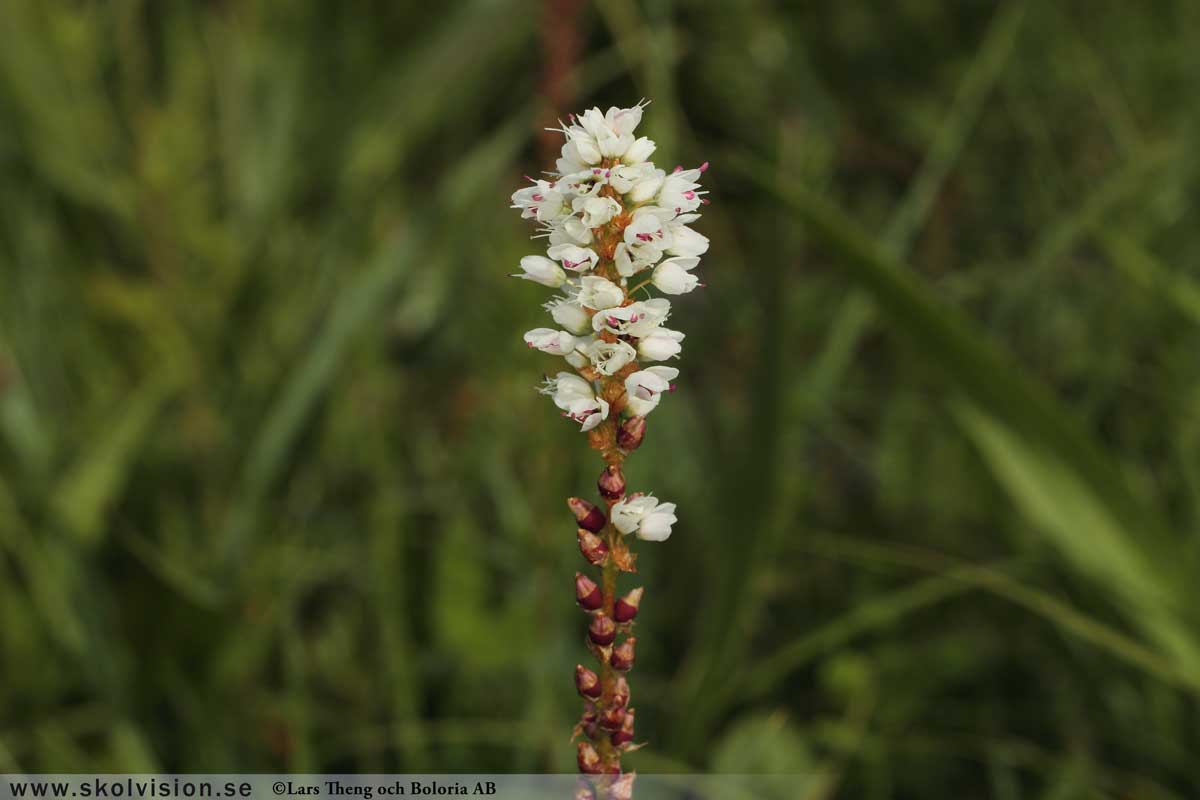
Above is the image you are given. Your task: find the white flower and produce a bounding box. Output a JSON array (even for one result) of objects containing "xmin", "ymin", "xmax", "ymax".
[
  {"xmin": 544, "ymin": 295, "xmax": 592, "ymax": 334},
  {"xmin": 617, "ymin": 209, "xmax": 670, "ymax": 274},
  {"xmin": 652, "ymin": 256, "xmax": 701, "ymax": 294},
  {"xmin": 548, "ymin": 217, "xmax": 593, "ymax": 247},
  {"xmin": 513, "ymin": 255, "xmax": 566, "ymax": 287},
  {"xmin": 624, "ymin": 208, "xmax": 671, "ymax": 249},
  {"xmin": 610, "ymin": 164, "xmax": 664, "ymax": 203},
  {"xmin": 564, "ymin": 396, "xmax": 610, "ymax": 431},
  {"xmin": 587, "ymin": 339, "xmax": 637, "ymax": 375},
  {"xmin": 623, "ymin": 136, "xmax": 656, "ymax": 165},
  {"xmin": 658, "ymin": 167, "xmax": 706, "ymax": 216},
  {"xmin": 573, "ymin": 196, "xmax": 622, "ymax": 228},
  {"xmin": 540, "ymin": 372, "xmax": 595, "ymax": 410},
  {"xmin": 626, "ymin": 298, "xmax": 672, "ymax": 336},
  {"xmin": 611, "ymin": 493, "xmax": 677, "ymax": 542},
  {"xmin": 591, "ymin": 298, "xmax": 671, "ymax": 337},
  {"xmin": 665, "ymin": 214, "xmax": 709, "ymax": 257},
  {"xmin": 524, "ymin": 328, "xmax": 581, "ymax": 355},
  {"xmin": 547, "ymin": 243, "xmax": 599, "ymax": 273},
  {"xmin": 576, "ymin": 276, "xmax": 624, "ymax": 310},
  {"xmin": 511, "ymin": 180, "xmax": 571, "ymax": 222},
  {"xmin": 539, "ymin": 372, "xmax": 609, "ymax": 432},
  {"xmin": 560, "ymin": 169, "xmax": 608, "ymax": 198},
  {"xmin": 623, "ymin": 366, "xmax": 678, "ymax": 415},
  {"xmin": 637, "ymin": 327, "xmax": 684, "ymax": 361}
]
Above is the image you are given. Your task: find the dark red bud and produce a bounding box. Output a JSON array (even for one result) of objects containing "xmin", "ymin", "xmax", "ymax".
[
  {"xmin": 611, "ymin": 676, "xmax": 630, "ymax": 708},
  {"xmin": 616, "ymin": 416, "xmax": 647, "ymax": 451},
  {"xmin": 577, "ymin": 529, "xmax": 609, "ymax": 565},
  {"xmin": 568, "ymin": 497, "xmax": 607, "ymax": 533},
  {"xmin": 575, "ymin": 664, "xmax": 602, "ymax": 699},
  {"xmin": 577, "ymin": 742, "xmax": 602, "ymax": 774},
  {"xmin": 614, "ymin": 587, "xmax": 644, "ymax": 622},
  {"xmin": 611, "ymin": 707, "xmax": 636, "ymax": 747},
  {"xmin": 575, "ymin": 573, "xmax": 602, "ymax": 610},
  {"xmin": 609, "ymin": 772, "xmax": 636, "ymax": 800},
  {"xmin": 611, "ymin": 637, "xmax": 637, "ymax": 672},
  {"xmin": 599, "ymin": 705, "xmax": 626, "ymax": 731},
  {"xmin": 588, "ymin": 614, "xmax": 616, "ymax": 646},
  {"xmin": 597, "ymin": 465, "xmax": 626, "ymax": 500}
]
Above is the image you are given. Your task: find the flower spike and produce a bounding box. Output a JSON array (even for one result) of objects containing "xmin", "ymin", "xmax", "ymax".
[{"xmin": 511, "ymin": 100, "xmax": 708, "ymax": 777}]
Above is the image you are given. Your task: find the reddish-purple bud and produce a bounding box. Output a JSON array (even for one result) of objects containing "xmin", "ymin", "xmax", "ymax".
[
  {"xmin": 609, "ymin": 772, "xmax": 636, "ymax": 800},
  {"xmin": 577, "ymin": 529, "xmax": 609, "ymax": 565},
  {"xmin": 611, "ymin": 676, "xmax": 630, "ymax": 708},
  {"xmin": 611, "ymin": 707, "xmax": 636, "ymax": 747},
  {"xmin": 616, "ymin": 416, "xmax": 647, "ymax": 451},
  {"xmin": 597, "ymin": 465, "xmax": 626, "ymax": 500},
  {"xmin": 568, "ymin": 497, "xmax": 606, "ymax": 533},
  {"xmin": 577, "ymin": 741, "xmax": 602, "ymax": 774},
  {"xmin": 599, "ymin": 705, "xmax": 626, "ymax": 732},
  {"xmin": 575, "ymin": 664, "xmax": 602, "ymax": 699},
  {"xmin": 575, "ymin": 573, "xmax": 602, "ymax": 610},
  {"xmin": 611, "ymin": 637, "xmax": 637, "ymax": 672},
  {"xmin": 588, "ymin": 614, "xmax": 616, "ymax": 646},
  {"xmin": 614, "ymin": 587, "xmax": 644, "ymax": 623}
]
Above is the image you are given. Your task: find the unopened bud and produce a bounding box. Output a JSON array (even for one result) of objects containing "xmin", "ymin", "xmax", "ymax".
[
  {"xmin": 611, "ymin": 707, "xmax": 636, "ymax": 747},
  {"xmin": 577, "ymin": 529, "xmax": 609, "ymax": 565},
  {"xmin": 599, "ymin": 705, "xmax": 626, "ymax": 731},
  {"xmin": 568, "ymin": 497, "xmax": 606, "ymax": 533},
  {"xmin": 575, "ymin": 664, "xmax": 602, "ymax": 699},
  {"xmin": 611, "ymin": 675, "xmax": 630, "ymax": 708},
  {"xmin": 609, "ymin": 772, "xmax": 636, "ymax": 800},
  {"xmin": 575, "ymin": 573, "xmax": 602, "ymax": 610},
  {"xmin": 616, "ymin": 416, "xmax": 647, "ymax": 451},
  {"xmin": 588, "ymin": 614, "xmax": 616, "ymax": 646},
  {"xmin": 597, "ymin": 465, "xmax": 626, "ymax": 500},
  {"xmin": 614, "ymin": 587, "xmax": 643, "ymax": 622},
  {"xmin": 576, "ymin": 741, "xmax": 602, "ymax": 774},
  {"xmin": 611, "ymin": 637, "xmax": 637, "ymax": 672}
]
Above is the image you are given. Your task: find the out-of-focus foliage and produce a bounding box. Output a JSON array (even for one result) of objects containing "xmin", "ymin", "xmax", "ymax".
[{"xmin": 2, "ymin": 0, "xmax": 1199, "ymax": 795}]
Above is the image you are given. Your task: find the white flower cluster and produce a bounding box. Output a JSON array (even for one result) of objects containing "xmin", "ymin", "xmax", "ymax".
[{"xmin": 511, "ymin": 101, "xmax": 709, "ymax": 435}]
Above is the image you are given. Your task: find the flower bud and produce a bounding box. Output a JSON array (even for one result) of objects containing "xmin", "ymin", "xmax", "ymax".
[
  {"xmin": 576, "ymin": 741, "xmax": 602, "ymax": 774},
  {"xmin": 611, "ymin": 637, "xmax": 637, "ymax": 672},
  {"xmin": 616, "ymin": 416, "xmax": 647, "ymax": 451},
  {"xmin": 613, "ymin": 587, "xmax": 644, "ymax": 622},
  {"xmin": 568, "ymin": 497, "xmax": 606, "ymax": 533},
  {"xmin": 575, "ymin": 573, "xmax": 602, "ymax": 610},
  {"xmin": 597, "ymin": 464, "xmax": 626, "ymax": 499},
  {"xmin": 611, "ymin": 708, "xmax": 636, "ymax": 747},
  {"xmin": 609, "ymin": 772, "xmax": 636, "ymax": 800},
  {"xmin": 599, "ymin": 705, "xmax": 626, "ymax": 732},
  {"xmin": 611, "ymin": 676, "xmax": 630, "ymax": 708},
  {"xmin": 577, "ymin": 529, "xmax": 609, "ymax": 565},
  {"xmin": 580, "ymin": 705, "xmax": 599, "ymax": 740},
  {"xmin": 575, "ymin": 664, "xmax": 602, "ymax": 699},
  {"xmin": 588, "ymin": 614, "xmax": 616, "ymax": 646}
]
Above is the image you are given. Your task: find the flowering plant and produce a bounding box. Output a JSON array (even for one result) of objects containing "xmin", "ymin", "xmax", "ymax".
[{"xmin": 511, "ymin": 101, "xmax": 708, "ymax": 798}]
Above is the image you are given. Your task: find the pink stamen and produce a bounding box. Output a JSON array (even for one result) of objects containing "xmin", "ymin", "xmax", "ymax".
[
  {"xmin": 669, "ymin": 383, "xmax": 678, "ymax": 393},
  {"xmin": 673, "ymin": 165, "xmax": 683, "ymax": 173},
  {"xmin": 637, "ymin": 233, "xmax": 652, "ymax": 242},
  {"xmin": 683, "ymin": 191, "xmax": 695, "ymax": 200},
  {"xmin": 699, "ymin": 161, "xmax": 710, "ymax": 172},
  {"xmin": 532, "ymin": 193, "xmax": 544, "ymax": 201}
]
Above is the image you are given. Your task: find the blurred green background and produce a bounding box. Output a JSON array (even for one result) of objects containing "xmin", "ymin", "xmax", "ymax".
[{"xmin": 2, "ymin": 0, "xmax": 1200, "ymax": 796}]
